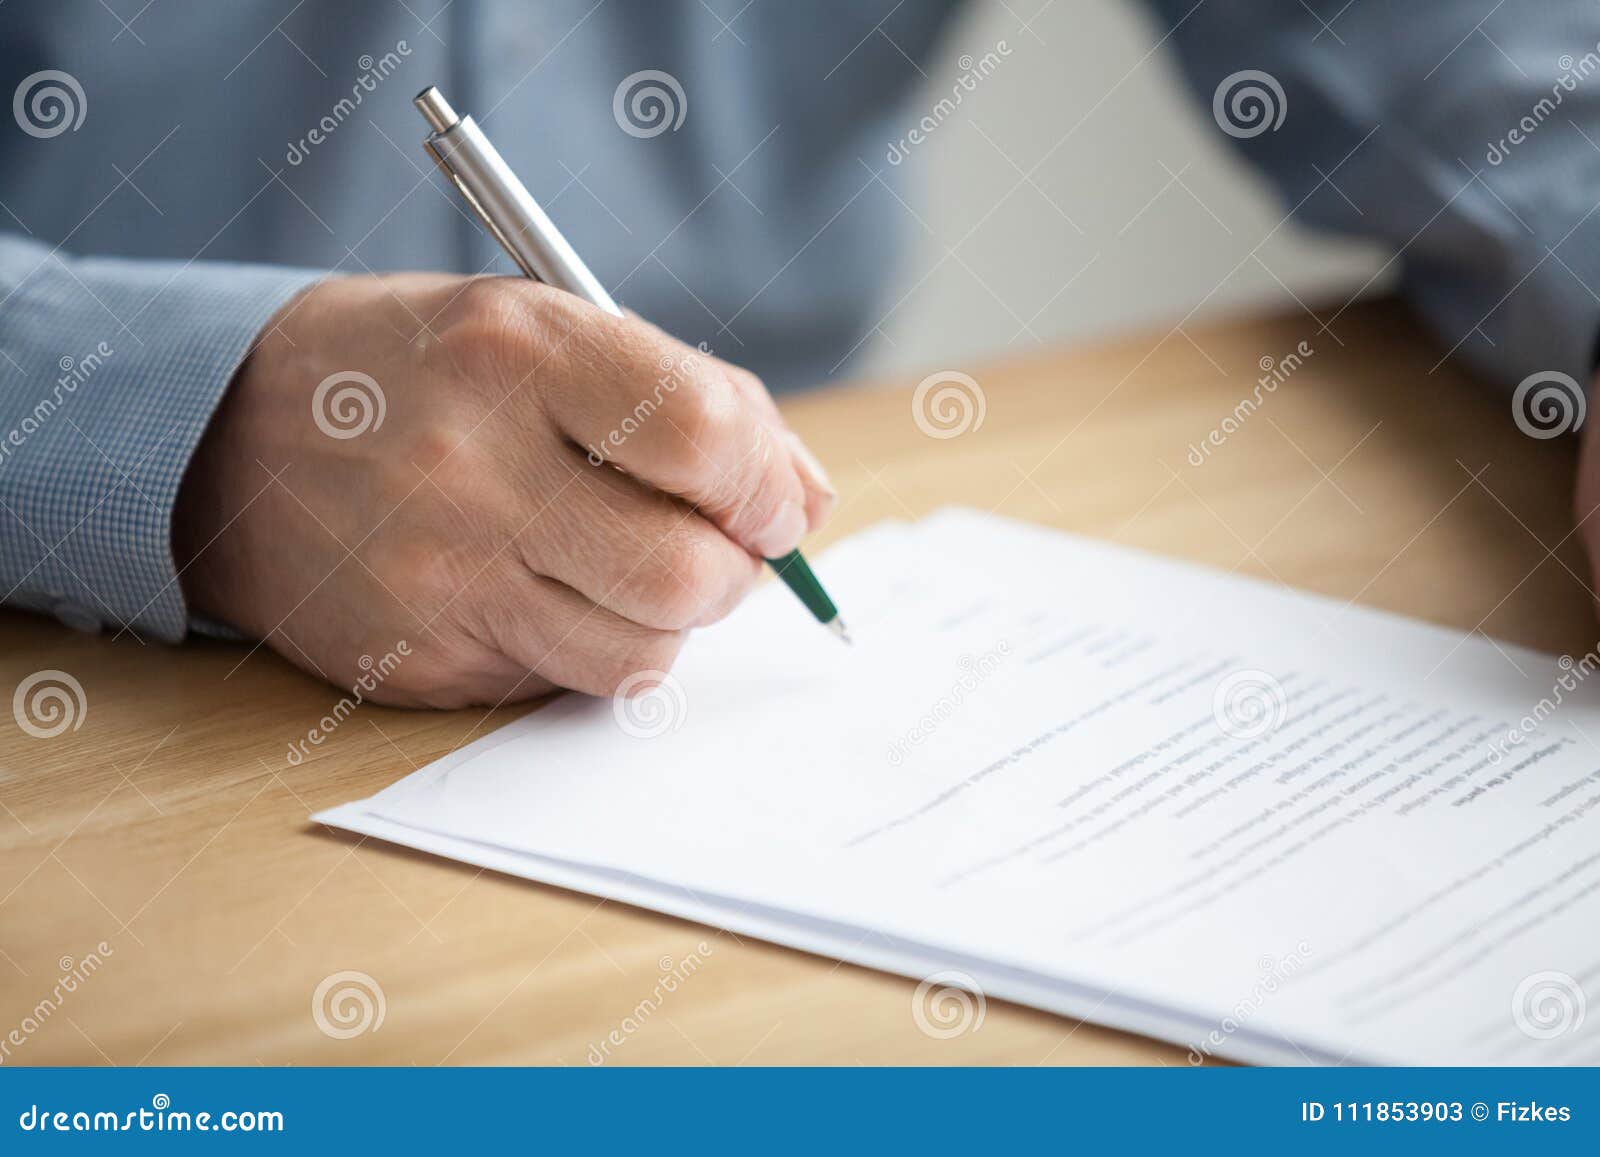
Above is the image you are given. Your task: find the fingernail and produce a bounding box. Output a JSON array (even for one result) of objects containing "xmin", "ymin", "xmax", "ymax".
[
  {"xmin": 753, "ymin": 500, "xmax": 807, "ymax": 557},
  {"xmin": 787, "ymin": 434, "xmax": 836, "ymax": 499}
]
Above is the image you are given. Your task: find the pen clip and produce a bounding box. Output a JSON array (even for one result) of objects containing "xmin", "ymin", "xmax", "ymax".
[{"xmin": 424, "ymin": 137, "xmax": 541, "ymax": 282}]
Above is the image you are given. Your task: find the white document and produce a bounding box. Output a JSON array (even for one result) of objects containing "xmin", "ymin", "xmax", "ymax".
[{"xmin": 317, "ymin": 510, "xmax": 1600, "ymax": 1065}]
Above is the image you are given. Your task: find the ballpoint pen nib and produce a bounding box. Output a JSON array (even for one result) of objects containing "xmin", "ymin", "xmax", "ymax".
[{"xmin": 828, "ymin": 618, "xmax": 853, "ymax": 646}]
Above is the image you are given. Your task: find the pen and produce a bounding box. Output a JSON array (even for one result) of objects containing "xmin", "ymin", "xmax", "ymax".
[{"xmin": 414, "ymin": 86, "xmax": 850, "ymax": 645}]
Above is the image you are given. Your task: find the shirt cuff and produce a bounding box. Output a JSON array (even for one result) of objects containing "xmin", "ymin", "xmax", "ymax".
[{"xmin": 0, "ymin": 241, "xmax": 321, "ymax": 642}]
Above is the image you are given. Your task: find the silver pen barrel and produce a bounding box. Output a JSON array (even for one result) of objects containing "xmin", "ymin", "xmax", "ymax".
[{"xmin": 414, "ymin": 86, "xmax": 622, "ymax": 317}]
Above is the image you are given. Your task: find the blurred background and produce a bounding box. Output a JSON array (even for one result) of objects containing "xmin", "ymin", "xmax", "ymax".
[{"xmin": 855, "ymin": 0, "xmax": 1390, "ymax": 382}]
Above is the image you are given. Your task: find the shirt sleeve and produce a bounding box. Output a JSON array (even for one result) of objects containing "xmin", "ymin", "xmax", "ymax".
[
  {"xmin": 1141, "ymin": 0, "xmax": 1600, "ymax": 390},
  {"xmin": 0, "ymin": 233, "xmax": 319, "ymax": 641}
]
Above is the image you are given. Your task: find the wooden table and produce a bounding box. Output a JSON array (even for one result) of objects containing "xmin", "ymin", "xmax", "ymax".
[{"xmin": 2, "ymin": 299, "xmax": 1593, "ymax": 1066}]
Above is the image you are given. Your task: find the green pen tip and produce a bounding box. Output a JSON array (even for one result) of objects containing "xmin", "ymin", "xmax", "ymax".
[{"xmin": 828, "ymin": 618, "xmax": 853, "ymax": 646}]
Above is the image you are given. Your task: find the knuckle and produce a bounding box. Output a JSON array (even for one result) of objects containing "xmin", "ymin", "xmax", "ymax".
[
  {"xmin": 641, "ymin": 533, "xmax": 725, "ymax": 629},
  {"xmin": 386, "ymin": 418, "xmax": 499, "ymax": 513},
  {"xmin": 449, "ymin": 276, "xmax": 520, "ymax": 324},
  {"xmin": 659, "ymin": 373, "xmax": 734, "ymax": 467},
  {"xmin": 374, "ymin": 535, "xmax": 464, "ymax": 608},
  {"xmin": 430, "ymin": 431, "xmax": 504, "ymax": 508},
  {"xmin": 402, "ymin": 418, "xmax": 469, "ymax": 477},
  {"xmin": 436, "ymin": 280, "xmax": 538, "ymax": 377},
  {"xmin": 746, "ymin": 420, "xmax": 790, "ymax": 495},
  {"xmin": 723, "ymin": 424, "xmax": 791, "ymax": 531},
  {"xmin": 726, "ymin": 363, "xmax": 770, "ymax": 402}
]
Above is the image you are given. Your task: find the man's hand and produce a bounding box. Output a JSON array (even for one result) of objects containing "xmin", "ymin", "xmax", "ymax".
[{"xmin": 173, "ymin": 274, "xmax": 835, "ymax": 708}]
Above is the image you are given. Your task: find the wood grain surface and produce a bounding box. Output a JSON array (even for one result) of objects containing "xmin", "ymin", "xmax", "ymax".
[{"xmin": 1, "ymin": 298, "xmax": 1592, "ymax": 1065}]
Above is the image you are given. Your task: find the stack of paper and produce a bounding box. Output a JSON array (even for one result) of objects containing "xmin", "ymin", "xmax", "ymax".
[{"xmin": 318, "ymin": 510, "xmax": 1600, "ymax": 1064}]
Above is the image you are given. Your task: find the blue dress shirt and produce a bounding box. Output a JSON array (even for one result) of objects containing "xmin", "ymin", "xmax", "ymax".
[{"xmin": 0, "ymin": 1, "xmax": 1595, "ymax": 640}]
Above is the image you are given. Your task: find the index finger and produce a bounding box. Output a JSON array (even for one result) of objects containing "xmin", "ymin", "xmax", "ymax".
[{"xmin": 540, "ymin": 301, "xmax": 812, "ymax": 559}]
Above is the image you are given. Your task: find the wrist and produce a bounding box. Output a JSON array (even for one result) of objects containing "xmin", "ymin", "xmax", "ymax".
[{"xmin": 172, "ymin": 282, "xmax": 316, "ymax": 633}]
